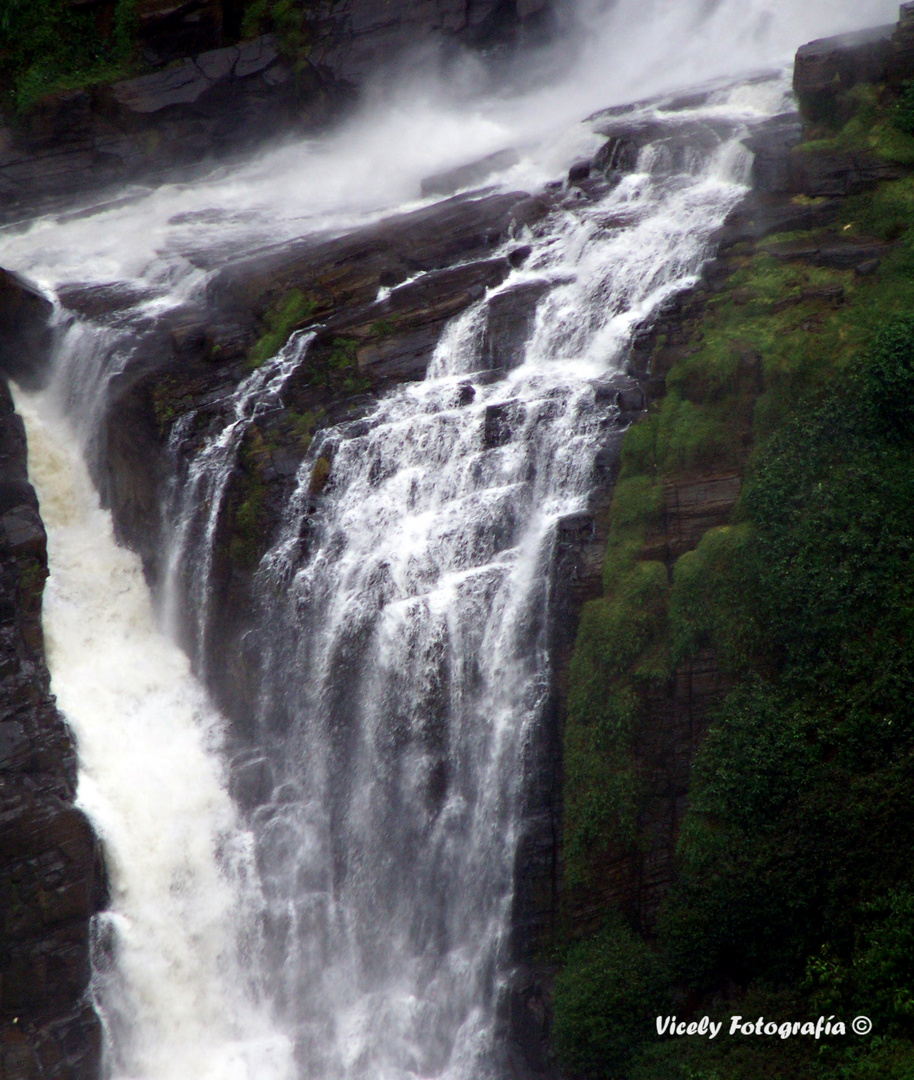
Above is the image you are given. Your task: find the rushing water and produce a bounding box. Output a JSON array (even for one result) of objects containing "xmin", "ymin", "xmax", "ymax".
[
  {"xmin": 15, "ymin": 390, "xmax": 295, "ymax": 1080},
  {"xmin": 0, "ymin": 1, "xmax": 898, "ymax": 1077}
]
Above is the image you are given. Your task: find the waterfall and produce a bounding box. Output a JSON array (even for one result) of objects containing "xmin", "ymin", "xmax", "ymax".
[
  {"xmin": 14, "ymin": 391, "xmax": 295, "ymax": 1080},
  {"xmin": 0, "ymin": 1, "xmax": 895, "ymax": 1077}
]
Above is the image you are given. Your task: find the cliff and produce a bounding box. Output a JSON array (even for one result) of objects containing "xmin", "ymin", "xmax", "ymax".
[
  {"xmin": 0, "ymin": 272, "xmax": 107, "ymax": 1078},
  {"xmin": 551, "ymin": 8, "xmax": 914, "ymax": 1079},
  {"xmin": 0, "ymin": 0, "xmax": 557, "ymax": 221}
]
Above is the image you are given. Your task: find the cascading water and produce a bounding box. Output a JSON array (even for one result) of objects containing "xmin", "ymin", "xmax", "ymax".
[
  {"xmin": 159, "ymin": 87, "xmax": 777, "ymax": 1078},
  {"xmin": 0, "ymin": 1, "xmax": 898, "ymax": 1077},
  {"xmin": 14, "ymin": 392, "xmax": 294, "ymax": 1080}
]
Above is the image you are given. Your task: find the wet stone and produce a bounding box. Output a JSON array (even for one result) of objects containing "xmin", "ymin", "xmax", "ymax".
[
  {"xmin": 483, "ymin": 400, "xmax": 526, "ymax": 448},
  {"xmin": 230, "ymin": 755, "xmax": 275, "ymax": 811}
]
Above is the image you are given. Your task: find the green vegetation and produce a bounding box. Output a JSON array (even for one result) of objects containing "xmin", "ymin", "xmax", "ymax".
[
  {"xmin": 247, "ymin": 289, "xmax": 317, "ymax": 369},
  {"xmin": 798, "ymin": 82, "xmax": 914, "ymax": 166},
  {"xmin": 0, "ymin": 0, "xmax": 140, "ymax": 112},
  {"xmin": 227, "ymin": 424, "xmax": 273, "ymax": 569},
  {"xmin": 554, "ymin": 916, "xmax": 670, "ymax": 1076},
  {"xmin": 555, "ymin": 84, "xmax": 914, "ymax": 1079},
  {"xmin": 240, "ymin": 0, "xmax": 316, "ymax": 62},
  {"xmin": 895, "ymin": 82, "xmax": 914, "ymax": 138},
  {"xmin": 308, "ymin": 454, "xmax": 331, "ymax": 495}
]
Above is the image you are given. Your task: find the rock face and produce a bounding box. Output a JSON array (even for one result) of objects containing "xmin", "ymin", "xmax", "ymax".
[
  {"xmin": 0, "ymin": 0, "xmax": 559, "ymax": 223},
  {"xmin": 0, "ymin": 34, "xmax": 331, "ymax": 222},
  {"xmin": 0, "ymin": 271, "xmax": 55, "ymax": 390},
  {"xmin": 0, "ymin": 379, "xmax": 107, "ymax": 1080},
  {"xmin": 793, "ymin": 3, "xmax": 914, "ymax": 121},
  {"xmin": 88, "ymin": 185, "xmax": 557, "ymax": 702}
]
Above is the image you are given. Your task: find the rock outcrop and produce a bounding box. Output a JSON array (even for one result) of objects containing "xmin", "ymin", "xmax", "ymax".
[
  {"xmin": 0, "ymin": 0, "xmax": 559, "ymax": 223},
  {"xmin": 0, "ymin": 271, "xmax": 55, "ymax": 390},
  {"xmin": 793, "ymin": 1, "xmax": 914, "ymax": 120},
  {"xmin": 0, "ymin": 373, "xmax": 107, "ymax": 1080}
]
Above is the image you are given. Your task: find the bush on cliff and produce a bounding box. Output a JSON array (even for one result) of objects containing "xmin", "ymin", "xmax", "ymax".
[
  {"xmin": 0, "ymin": 0, "xmax": 138, "ymax": 111},
  {"xmin": 895, "ymin": 82, "xmax": 914, "ymax": 137},
  {"xmin": 553, "ymin": 915, "xmax": 669, "ymax": 1078},
  {"xmin": 660, "ymin": 317, "xmax": 914, "ymax": 1028},
  {"xmin": 557, "ymin": 311, "xmax": 914, "ymax": 1079}
]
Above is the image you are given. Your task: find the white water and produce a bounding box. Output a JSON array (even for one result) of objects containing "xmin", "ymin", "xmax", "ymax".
[
  {"xmin": 0, "ymin": 1, "xmax": 899, "ymax": 1077},
  {"xmin": 0, "ymin": 0, "xmax": 896, "ymax": 296},
  {"xmin": 156, "ymin": 76, "xmax": 778, "ymax": 1079},
  {"xmin": 15, "ymin": 391, "xmax": 294, "ymax": 1080}
]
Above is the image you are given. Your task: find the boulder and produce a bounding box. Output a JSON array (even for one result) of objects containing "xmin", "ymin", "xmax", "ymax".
[
  {"xmin": 0, "ymin": 269, "xmax": 54, "ymax": 390},
  {"xmin": 793, "ymin": 23, "xmax": 894, "ymax": 120}
]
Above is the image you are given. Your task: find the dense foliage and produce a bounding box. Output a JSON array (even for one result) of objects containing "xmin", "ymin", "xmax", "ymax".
[
  {"xmin": 665, "ymin": 321, "xmax": 914, "ymax": 991},
  {"xmin": 556, "ymin": 306, "xmax": 914, "ymax": 1080},
  {"xmin": 895, "ymin": 82, "xmax": 914, "ymax": 138},
  {"xmin": 0, "ymin": 0, "xmax": 138, "ymax": 111},
  {"xmin": 555, "ymin": 79, "xmax": 914, "ymax": 1075},
  {"xmin": 554, "ymin": 916, "xmax": 669, "ymax": 1076}
]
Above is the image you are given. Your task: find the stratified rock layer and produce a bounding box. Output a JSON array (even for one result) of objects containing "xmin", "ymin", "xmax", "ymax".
[{"xmin": 0, "ymin": 0, "xmax": 558, "ymax": 222}]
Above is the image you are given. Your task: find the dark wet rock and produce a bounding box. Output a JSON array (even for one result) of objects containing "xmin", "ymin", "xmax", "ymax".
[
  {"xmin": 135, "ymin": 0, "xmax": 224, "ymax": 64},
  {"xmin": 496, "ymin": 964, "xmax": 555, "ymax": 1080},
  {"xmin": 593, "ymin": 374, "xmax": 645, "ymax": 414},
  {"xmin": 742, "ymin": 112, "xmax": 802, "ymax": 195},
  {"xmin": 57, "ymin": 282, "xmax": 155, "ymax": 323},
  {"xmin": 0, "ymin": 269, "xmax": 54, "ymax": 390},
  {"xmin": 230, "ymin": 756, "xmax": 275, "ymax": 811},
  {"xmin": 507, "ymin": 244, "xmax": 532, "ymax": 268},
  {"xmin": 763, "ymin": 236, "xmax": 890, "ymax": 270},
  {"xmin": 329, "ymin": 256, "xmax": 512, "ymax": 381},
  {"xmin": 590, "ymin": 114, "xmax": 741, "ymax": 183},
  {"xmin": 421, "ymin": 148, "xmax": 521, "ymax": 197},
  {"xmin": 789, "ymin": 148, "xmax": 903, "ymax": 198},
  {"xmin": 483, "ymin": 399, "xmax": 526, "ymax": 448},
  {"xmin": 456, "ymin": 381, "xmax": 476, "ymax": 405},
  {"xmin": 793, "ymin": 23, "xmax": 894, "ymax": 120},
  {"xmin": 566, "ymin": 159, "xmax": 591, "ymax": 185},
  {"xmin": 482, "ymin": 280, "xmax": 551, "ymax": 370},
  {"xmin": 889, "ymin": 0, "xmax": 914, "ymax": 86},
  {"xmin": 592, "ymin": 134, "xmax": 639, "ymax": 177},
  {"xmin": 0, "ymin": 380, "xmax": 106, "ymax": 1077},
  {"xmin": 509, "ymin": 195, "xmax": 552, "ymax": 230},
  {"xmin": 710, "ymin": 194, "xmax": 844, "ymax": 248}
]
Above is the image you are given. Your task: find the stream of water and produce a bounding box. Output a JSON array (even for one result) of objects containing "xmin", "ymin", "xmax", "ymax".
[{"xmin": 0, "ymin": 1, "xmax": 897, "ymax": 1077}]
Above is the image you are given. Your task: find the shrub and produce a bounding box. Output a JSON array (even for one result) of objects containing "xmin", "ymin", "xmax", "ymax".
[
  {"xmin": 553, "ymin": 916, "xmax": 668, "ymax": 1078},
  {"xmin": 0, "ymin": 0, "xmax": 138, "ymax": 112},
  {"xmin": 894, "ymin": 82, "xmax": 914, "ymax": 137}
]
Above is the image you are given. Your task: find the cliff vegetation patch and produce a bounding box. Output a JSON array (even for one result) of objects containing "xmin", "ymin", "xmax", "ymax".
[{"xmin": 555, "ymin": 82, "xmax": 914, "ymax": 1080}]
